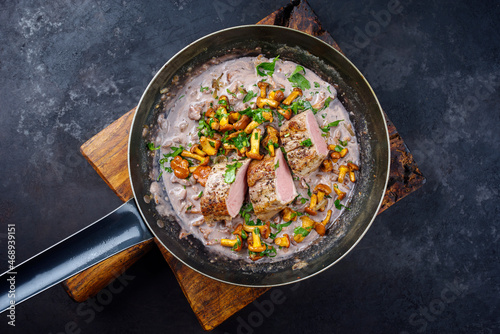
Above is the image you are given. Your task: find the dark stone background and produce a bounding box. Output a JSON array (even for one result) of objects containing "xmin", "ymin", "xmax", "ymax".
[{"xmin": 0, "ymin": 0, "xmax": 498, "ymax": 333}]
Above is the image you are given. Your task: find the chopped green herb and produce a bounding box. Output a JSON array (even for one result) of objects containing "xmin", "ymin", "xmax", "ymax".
[
  {"xmin": 240, "ymin": 202, "xmax": 254, "ymax": 224},
  {"xmin": 294, "ymin": 226, "xmax": 311, "ymax": 238},
  {"xmin": 274, "ymin": 160, "xmax": 279, "ymax": 170},
  {"xmin": 178, "ymin": 95, "xmax": 185, "ymax": 99},
  {"xmin": 224, "ymin": 161, "xmax": 243, "ymax": 184},
  {"xmin": 269, "ymin": 221, "xmax": 292, "ymax": 239},
  {"xmin": 200, "ymin": 86, "xmax": 209, "ymax": 92},
  {"xmin": 226, "ymin": 88, "xmax": 237, "ymax": 98},
  {"xmin": 334, "ymin": 199, "xmax": 350, "ymax": 210},
  {"xmin": 231, "ymin": 237, "xmax": 242, "ymax": 251},
  {"xmin": 261, "ymin": 245, "xmax": 277, "ymax": 257},
  {"xmin": 197, "ymin": 119, "xmax": 215, "ymax": 137},
  {"xmin": 288, "ymin": 65, "xmax": 311, "ymax": 90},
  {"xmin": 301, "ymin": 138, "xmax": 313, "ymax": 147},
  {"xmin": 256, "ymin": 56, "xmax": 280, "ymax": 77},
  {"xmin": 147, "ymin": 142, "xmax": 161, "ymax": 151},
  {"xmin": 230, "ymin": 131, "xmax": 250, "ymax": 151},
  {"xmin": 314, "ymin": 81, "xmax": 320, "ymax": 88},
  {"xmin": 243, "ymin": 90, "xmax": 256, "ymax": 103},
  {"xmin": 241, "ymin": 230, "xmax": 248, "ymax": 239},
  {"xmin": 327, "ymin": 85, "xmax": 332, "ymax": 94},
  {"xmin": 320, "ymin": 120, "xmax": 344, "ymax": 133},
  {"xmin": 156, "ymin": 171, "xmax": 163, "ymax": 181},
  {"xmin": 186, "ymin": 205, "xmax": 193, "ymax": 211},
  {"xmin": 334, "ymin": 145, "xmax": 343, "ymax": 152},
  {"xmin": 164, "ymin": 146, "xmax": 184, "ymax": 159},
  {"xmin": 306, "ymin": 183, "xmax": 312, "ymax": 197},
  {"xmin": 339, "ymin": 139, "xmax": 348, "ymax": 147},
  {"xmin": 323, "ymin": 96, "xmax": 333, "ymax": 109}
]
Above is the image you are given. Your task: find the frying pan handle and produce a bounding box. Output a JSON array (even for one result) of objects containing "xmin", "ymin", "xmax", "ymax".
[{"xmin": 0, "ymin": 199, "xmax": 153, "ymax": 313}]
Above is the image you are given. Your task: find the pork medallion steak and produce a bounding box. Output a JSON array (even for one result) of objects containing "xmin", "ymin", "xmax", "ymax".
[
  {"xmin": 247, "ymin": 148, "xmax": 297, "ymax": 221},
  {"xmin": 201, "ymin": 159, "xmax": 251, "ymax": 223},
  {"xmin": 280, "ymin": 110, "xmax": 329, "ymax": 177}
]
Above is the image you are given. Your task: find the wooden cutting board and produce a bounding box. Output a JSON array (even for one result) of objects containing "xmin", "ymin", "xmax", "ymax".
[{"xmin": 61, "ymin": 0, "xmax": 426, "ymax": 330}]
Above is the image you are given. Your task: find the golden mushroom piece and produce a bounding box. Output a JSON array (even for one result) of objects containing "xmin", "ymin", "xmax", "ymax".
[
  {"xmin": 246, "ymin": 128, "xmax": 264, "ymax": 160},
  {"xmin": 170, "ymin": 156, "xmax": 190, "ymax": 179},
  {"xmin": 282, "ymin": 87, "xmax": 303, "ymax": 105},
  {"xmin": 262, "ymin": 125, "xmax": 279, "ymax": 157},
  {"xmin": 274, "ymin": 234, "xmax": 290, "ymax": 248}
]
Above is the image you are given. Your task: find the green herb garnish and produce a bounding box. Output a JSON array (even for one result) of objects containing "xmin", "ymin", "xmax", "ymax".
[
  {"xmin": 256, "ymin": 56, "xmax": 279, "ymax": 77},
  {"xmin": 147, "ymin": 142, "xmax": 161, "ymax": 151},
  {"xmin": 269, "ymin": 221, "xmax": 292, "ymax": 239},
  {"xmin": 224, "ymin": 161, "xmax": 243, "ymax": 184},
  {"xmin": 320, "ymin": 120, "xmax": 344, "ymax": 133},
  {"xmin": 294, "ymin": 226, "xmax": 311, "ymax": 238},
  {"xmin": 226, "ymin": 89, "xmax": 237, "ymax": 98},
  {"xmin": 301, "ymin": 138, "xmax": 313, "ymax": 147},
  {"xmin": 243, "ymin": 90, "xmax": 256, "ymax": 103},
  {"xmin": 334, "ymin": 199, "xmax": 350, "ymax": 210},
  {"xmin": 274, "ymin": 160, "xmax": 279, "ymax": 170},
  {"xmin": 288, "ymin": 65, "xmax": 311, "ymax": 90}
]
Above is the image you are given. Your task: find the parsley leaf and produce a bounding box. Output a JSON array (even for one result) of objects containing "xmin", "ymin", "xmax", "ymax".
[
  {"xmin": 200, "ymin": 86, "xmax": 209, "ymax": 92},
  {"xmin": 301, "ymin": 138, "xmax": 313, "ymax": 147},
  {"xmin": 147, "ymin": 142, "xmax": 161, "ymax": 151},
  {"xmin": 334, "ymin": 199, "xmax": 350, "ymax": 210},
  {"xmin": 334, "ymin": 145, "xmax": 343, "ymax": 152},
  {"xmin": 224, "ymin": 162, "xmax": 243, "ymax": 184},
  {"xmin": 294, "ymin": 226, "xmax": 311, "ymax": 237},
  {"xmin": 274, "ymin": 159, "xmax": 279, "ymax": 170},
  {"xmin": 323, "ymin": 96, "xmax": 333, "ymax": 109},
  {"xmin": 240, "ymin": 202, "xmax": 254, "ymax": 224},
  {"xmin": 320, "ymin": 120, "xmax": 344, "ymax": 133},
  {"xmin": 269, "ymin": 221, "xmax": 292, "ymax": 239},
  {"xmin": 256, "ymin": 56, "xmax": 279, "ymax": 77},
  {"xmin": 314, "ymin": 81, "xmax": 320, "ymax": 88},
  {"xmin": 230, "ymin": 131, "xmax": 250, "ymax": 151},
  {"xmin": 288, "ymin": 65, "xmax": 311, "ymax": 90},
  {"xmin": 243, "ymin": 90, "xmax": 256, "ymax": 103}
]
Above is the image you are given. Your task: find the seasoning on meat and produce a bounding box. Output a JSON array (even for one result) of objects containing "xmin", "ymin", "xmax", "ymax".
[
  {"xmin": 247, "ymin": 148, "xmax": 297, "ymax": 221},
  {"xmin": 200, "ymin": 159, "xmax": 251, "ymax": 223},
  {"xmin": 279, "ymin": 110, "xmax": 329, "ymax": 177}
]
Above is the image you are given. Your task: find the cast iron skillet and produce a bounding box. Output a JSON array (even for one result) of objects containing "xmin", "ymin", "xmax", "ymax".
[{"xmin": 0, "ymin": 25, "xmax": 390, "ymax": 311}]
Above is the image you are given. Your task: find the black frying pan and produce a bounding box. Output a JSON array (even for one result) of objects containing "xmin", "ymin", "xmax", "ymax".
[{"xmin": 0, "ymin": 25, "xmax": 389, "ymax": 312}]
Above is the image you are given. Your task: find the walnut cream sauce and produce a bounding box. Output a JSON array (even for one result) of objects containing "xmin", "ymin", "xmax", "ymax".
[{"xmin": 148, "ymin": 55, "xmax": 360, "ymax": 263}]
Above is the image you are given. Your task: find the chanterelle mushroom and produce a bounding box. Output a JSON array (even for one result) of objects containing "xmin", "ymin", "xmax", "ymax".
[
  {"xmin": 246, "ymin": 128, "xmax": 264, "ymax": 160},
  {"xmin": 262, "ymin": 125, "xmax": 279, "ymax": 157}
]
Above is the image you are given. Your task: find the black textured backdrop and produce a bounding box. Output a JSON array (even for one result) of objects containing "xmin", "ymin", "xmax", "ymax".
[{"xmin": 0, "ymin": 0, "xmax": 498, "ymax": 333}]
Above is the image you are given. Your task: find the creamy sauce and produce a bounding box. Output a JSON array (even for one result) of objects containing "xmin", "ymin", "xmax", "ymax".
[{"xmin": 149, "ymin": 56, "xmax": 360, "ymax": 263}]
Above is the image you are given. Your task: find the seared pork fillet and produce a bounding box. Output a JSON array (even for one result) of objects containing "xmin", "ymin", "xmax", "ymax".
[
  {"xmin": 280, "ymin": 110, "xmax": 329, "ymax": 177},
  {"xmin": 247, "ymin": 149, "xmax": 297, "ymax": 221},
  {"xmin": 201, "ymin": 159, "xmax": 251, "ymax": 223}
]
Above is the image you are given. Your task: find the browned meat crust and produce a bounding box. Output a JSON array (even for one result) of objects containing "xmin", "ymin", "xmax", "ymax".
[
  {"xmin": 200, "ymin": 162, "xmax": 232, "ymax": 223},
  {"xmin": 247, "ymin": 156, "xmax": 290, "ymax": 221},
  {"xmin": 280, "ymin": 111, "xmax": 326, "ymax": 176}
]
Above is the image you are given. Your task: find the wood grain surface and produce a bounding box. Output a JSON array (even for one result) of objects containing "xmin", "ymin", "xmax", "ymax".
[{"xmin": 62, "ymin": 0, "xmax": 425, "ymax": 330}]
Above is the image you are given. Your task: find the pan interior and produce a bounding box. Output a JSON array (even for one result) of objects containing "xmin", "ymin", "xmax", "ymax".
[{"xmin": 129, "ymin": 26, "xmax": 389, "ymax": 286}]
